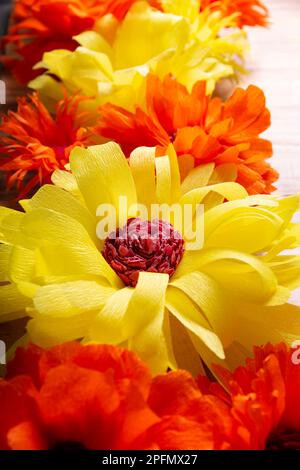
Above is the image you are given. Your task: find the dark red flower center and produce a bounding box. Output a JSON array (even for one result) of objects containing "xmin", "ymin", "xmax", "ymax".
[{"xmin": 102, "ymin": 218, "xmax": 185, "ymax": 287}]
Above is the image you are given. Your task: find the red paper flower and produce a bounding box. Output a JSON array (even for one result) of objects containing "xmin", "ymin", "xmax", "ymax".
[
  {"xmin": 0, "ymin": 343, "xmax": 241, "ymax": 450},
  {"xmin": 96, "ymin": 74, "xmax": 278, "ymax": 194},
  {"xmin": 0, "ymin": 92, "xmax": 98, "ymax": 199},
  {"xmin": 201, "ymin": 0, "xmax": 269, "ymax": 28},
  {"xmin": 213, "ymin": 343, "xmax": 300, "ymax": 450}
]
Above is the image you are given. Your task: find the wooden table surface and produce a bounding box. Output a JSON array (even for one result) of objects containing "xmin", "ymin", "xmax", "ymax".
[
  {"xmin": 1, "ymin": 0, "xmax": 299, "ymax": 192},
  {"xmin": 0, "ymin": 0, "xmax": 300, "ymax": 356}
]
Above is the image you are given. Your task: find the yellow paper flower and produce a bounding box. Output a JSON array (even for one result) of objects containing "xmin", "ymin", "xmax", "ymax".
[
  {"xmin": 29, "ymin": 1, "xmax": 248, "ymax": 112},
  {"xmin": 0, "ymin": 142, "xmax": 299, "ymax": 375}
]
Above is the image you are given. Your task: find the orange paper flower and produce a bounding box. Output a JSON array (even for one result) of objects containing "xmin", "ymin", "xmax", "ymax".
[
  {"xmin": 213, "ymin": 343, "xmax": 300, "ymax": 450},
  {"xmin": 0, "ymin": 343, "xmax": 239, "ymax": 450},
  {"xmin": 0, "ymin": 93, "xmax": 98, "ymax": 199},
  {"xmin": 201, "ymin": 0, "xmax": 269, "ymax": 28},
  {"xmin": 97, "ymin": 74, "xmax": 278, "ymax": 194}
]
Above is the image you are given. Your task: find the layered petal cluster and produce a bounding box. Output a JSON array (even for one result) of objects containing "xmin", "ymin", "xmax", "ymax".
[
  {"xmin": 201, "ymin": 0, "xmax": 269, "ymax": 28},
  {"xmin": 0, "ymin": 93, "xmax": 101, "ymax": 199},
  {"xmin": 213, "ymin": 343, "xmax": 300, "ymax": 450},
  {"xmin": 0, "ymin": 142, "xmax": 299, "ymax": 376},
  {"xmin": 97, "ymin": 74, "xmax": 277, "ymax": 194},
  {"xmin": 29, "ymin": 1, "xmax": 248, "ymax": 111},
  {"xmin": 1, "ymin": 342, "xmax": 299, "ymax": 450},
  {"xmin": 0, "ymin": 342, "xmax": 231, "ymax": 450},
  {"xmin": 2, "ymin": 0, "xmax": 157, "ymax": 83}
]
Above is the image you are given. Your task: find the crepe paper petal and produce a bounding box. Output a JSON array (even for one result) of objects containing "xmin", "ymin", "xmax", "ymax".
[
  {"xmin": 170, "ymin": 271, "xmax": 233, "ymax": 346},
  {"xmin": 155, "ymin": 156, "xmax": 172, "ymax": 204},
  {"xmin": 269, "ymin": 257, "xmax": 300, "ymax": 291},
  {"xmin": 88, "ymin": 288, "xmax": 133, "ymax": 344},
  {"xmin": 125, "ymin": 272, "xmax": 170, "ymax": 373},
  {"xmin": 20, "ymin": 208, "xmax": 120, "ymax": 286},
  {"xmin": 70, "ymin": 143, "xmax": 137, "ymax": 224},
  {"xmin": 0, "ymin": 284, "xmax": 31, "ymax": 322},
  {"xmin": 168, "ymin": 313, "xmax": 206, "ymax": 376},
  {"xmin": 74, "ymin": 30, "xmax": 113, "ymax": 58},
  {"xmin": 123, "ymin": 272, "xmax": 167, "ymax": 334},
  {"xmin": 204, "ymin": 207, "xmax": 284, "ymax": 253},
  {"xmin": 181, "ymin": 163, "xmax": 215, "ymax": 194},
  {"xmin": 32, "ymin": 281, "xmax": 115, "ymax": 318},
  {"xmin": 180, "ymin": 182, "xmax": 248, "ymax": 209},
  {"xmin": 113, "ymin": 2, "xmax": 189, "ymax": 69},
  {"xmin": 229, "ymin": 303, "xmax": 300, "ymax": 358},
  {"xmin": 166, "ymin": 144, "xmax": 182, "ymax": 202},
  {"xmin": 129, "ymin": 147, "xmax": 157, "ymax": 209},
  {"xmin": 161, "ymin": 311, "xmax": 178, "ymax": 371},
  {"xmin": 51, "ymin": 169, "xmax": 80, "ymax": 196},
  {"xmin": 176, "ymin": 248, "xmax": 278, "ymax": 303},
  {"xmin": 0, "ymin": 210, "xmax": 36, "ymax": 250},
  {"xmin": 0, "ymin": 245, "xmax": 13, "ymax": 282},
  {"xmin": 26, "ymin": 313, "xmax": 99, "ymax": 348},
  {"xmin": 166, "ymin": 286, "xmax": 225, "ymax": 359},
  {"xmin": 21, "ymin": 185, "xmax": 97, "ymax": 243},
  {"xmin": 8, "ymin": 246, "xmax": 35, "ymax": 284}
]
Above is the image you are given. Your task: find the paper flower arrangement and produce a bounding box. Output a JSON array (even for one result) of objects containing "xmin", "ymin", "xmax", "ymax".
[
  {"xmin": 1, "ymin": 0, "xmax": 300, "ymax": 453},
  {"xmin": 97, "ymin": 74, "xmax": 277, "ymax": 194},
  {"xmin": 0, "ymin": 142, "xmax": 299, "ymax": 377},
  {"xmin": 28, "ymin": 1, "xmax": 249, "ymax": 111}
]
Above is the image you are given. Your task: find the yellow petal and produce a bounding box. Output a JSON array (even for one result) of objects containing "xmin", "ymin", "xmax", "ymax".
[
  {"xmin": 70, "ymin": 143, "xmax": 137, "ymax": 226},
  {"xmin": 209, "ymin": 163, "xmax": 238, "ymax": 185},
  {"xmin": 124, "ymin": 272, "xmax": 170, "ymax": 373},
  {"xmin": 0, "ymin": 245, "xmax": 12, "ymax": 281},
  {"xmin": 181, "ymin": 163, "xmax": 215, "ymax": 194},
  {"xmin": 0, "ymin": 284, "xmax": 30, "ymax": 322},
  {"xmin": 74, "ymin": 31, "xmax": 113, "ymax": 58},
  {"xmin": 21, "ymin": 185, "xmax": 96, "ymax": 243},
  {"xmin": 0, "ymin": 208, "xmax": 33, "ymax": 249},
  {"xmin": 129, "ymin": 147, "xmax": 157, "ymax": 210},
  {"xmin": 179, "ymin": 182, "xmax": 248, "ymax": 216},
  {"xmin": 114, "ymin": 3, "xmax": 189, "ymax": 69},
  {"xmin": 204, "ymin": 206, "xmax": 284, "ymax": 253},
  {"xmin": 21, "ymin": 208, "xmax": 119, "ymax": 286},
  {"xmin": 168, "ymin": 313, "xmax": 206, "ymax": 376},
  {"xmin": 51, "ymin": 169, "xmax": 80, "ymax": 196},
  {"xmin": 232, "ymin": 301, "xmax": 300, "ymax": 352},
  {"xmin": 89, "ymin": 287, "xmax": 133, "ymax": 344},
  {"xmin": 27, "ymin": 312, "xmax": 97, "ymax": 348},
  {"xmin": 166, "ymin": 286, "xmax": 225, "ymax": 359},
  {"xmin": 8, "ymin": 246, "xmax": 35, "ymax": 283},
  {"xmin": 167, "ymin": 144, "xmax": 182, "ymax": 203},
  {"xmin": 155, "ymin": 155, "xmax": 172, "ymax": 204},
  {"xmin": 170, "ymin": 271, "xmax": 232, "ymax": 346},
  {"xmin": 176, "ymin": 248, "xmax": 278, "ymax": 303},
  {"xmin": 32, "ymin": 280, "xmax": 115, "ymax": 317}
]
